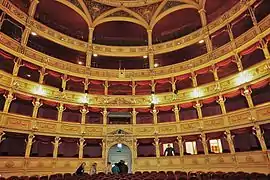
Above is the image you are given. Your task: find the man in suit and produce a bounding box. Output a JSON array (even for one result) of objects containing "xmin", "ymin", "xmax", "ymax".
[{"xmin": 164, "ymin": 144, "xmax": 175, "ymax": 156}]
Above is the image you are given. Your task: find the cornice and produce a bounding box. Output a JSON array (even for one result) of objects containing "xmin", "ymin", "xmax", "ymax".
[
  {"xmin": 0, "ymin": 16, "xmax": 269, "ymax": 81},
  {"xmin": 0, "ymin": 0, "xmax": 257, "ymax": 56},
  {"xmin": 0, "ymin": 60, "xmax": 269, "ymax": 108},
  {"xmin": 92, "ymin": 0, "xmax": 164, "ymax": 7},
  {"xmin": 0, "ymin": 103, "xmax": 269, "ymax": 138}
]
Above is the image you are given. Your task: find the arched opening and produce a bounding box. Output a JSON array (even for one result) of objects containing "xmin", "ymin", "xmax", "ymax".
[
  {"xmin": 93, "ymin": 21, "xmax": 147, "ymax": 46},
  {"xmin": 153, "ymin": 8, "xmax": 201, "ymax": 43},
  {"xmin": 108, "ymin": 143, "xmax": 132, "ymax": 173}
]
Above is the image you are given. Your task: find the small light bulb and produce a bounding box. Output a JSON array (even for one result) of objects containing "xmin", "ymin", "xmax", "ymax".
[
  {"xmin": 93, "ymin": 54, "xmax": 98, "ymax": 57},
  {"xmin": 154, "ymin": 63, "xmax": 159, "ymax": 68},
  {"xmin": 31, "ymin": 32, "xmax": 37, "ymax": 36},
  {"xmin": 143, "ymin": 55, "xmax": 148, "ymax": 59},
  {"xmin": 199, "ymin": 40, "xmax": 204, "ymax": 44}
]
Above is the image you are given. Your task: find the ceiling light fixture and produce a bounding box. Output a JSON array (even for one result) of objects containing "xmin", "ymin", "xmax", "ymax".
[
  {"xmin": 93, "ymin": 54, "xmax": 98, "ymax": 57},
  {"xmin": 154, "ymin": 63, "xmax": 159, "ymax": 68},
  {"xmin": 199, "ymin": 39, "xmax": 204, "ymax": 44},
  {"xmin": 78, "ymin": 61, "xmax": 83, "ymax": 65},
  {"xmin": 143, "ymin": 55, "xmax": 148, "ymax": 59},
  {"xmin": 31, "ymin": 32, "xmax": 37, "ymax": 36}
]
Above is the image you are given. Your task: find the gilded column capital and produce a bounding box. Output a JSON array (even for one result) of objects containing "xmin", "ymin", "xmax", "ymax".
[
  {"xmin": 259, "ymin": 40, "xmax": 270, "ymax": 59},
  {"xmin": 200, "ymin": 132, "xmax": 209, "ymax": 155},
  {"xmin": 12, "ymin": 58, "xmax": 23, "ymax": 76},
  {"xmin": 130, "ymin": 81, "xmax": 137, "ymax": 95},
  {"xmin": 252, "ymin": 125, "xmax": 267, "ymax": 152},
  {"xmin": 80, "ymin": 106, "xmax": 89, "ymax": 115},
  {"xmin": 241, "ymin": 86, "xmax": 254, "ymax": 108},
  {"xmin": 190, "ymin": 71, "xmax": 198, "ymax": 87},
  {"xmin": 78, "ymin": 137, "xmax": 86, "ymax": 159},
  {"xmin": 232, "ymin": 53, "xmax": 243, "ymax": 71},
  {"xmin": 102, "ymin": 108, "xmax": 108, "ymax": 125},
  {"xmin": 54, "ymin": 136, "xmax": 61, "ymax": 143},
  {"xmin": 38, "ymin": 67, "xmax": 48, "ymax": 84},
  {"xmin": 52, "ymin": 136, "xmax": 61, "ymax": 158},
  {"xmin": 194, "ymin": 101, "xmax": 203, "ymax": 119},
  {"xmin": 32, "ymin": 98, "xmax": 42, "ymax": 118},
  {"xmin": 217, "ymin": 95, "xmax": 226, "ymax": 114},
  {"xmin": 172, "ymin": 105, "xmax": 180, "ymax": 122},
  {"xmin": 57, "ymin": 104, "xmax": 65, "ymax": 122},
  {"xmin": 57, "ymin": 103, "xmax": 65, "ymax": 112},
  {"xmin": 3, "ymin": 92, "xmax": 15, "ymax": 113},
  {"xmin": 210, "ymin": 64, "xmax": 219, "ymax": 81},
  {"xmin": 224, "ymin": 129, "xmax": 235, "ymax": 154},
  {"xmin": 25, "ymin": 133, "xmax": 35, "ymax": 158},
  {"xmin": 80, "ymin": 106, "xmax": 89, "ymax": 125},
  {"xmin": 150, "ymin": 108, "xmax": 159, "ymax": 115},
  {"xmin": 32, "ymin": 98, "xmax": 43, "ymax": 108}
]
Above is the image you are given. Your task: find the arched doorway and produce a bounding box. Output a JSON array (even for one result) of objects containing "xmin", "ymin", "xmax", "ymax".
[{"xmin": 108, "ymin": 143, "xmax": 132, "ymax": 173}]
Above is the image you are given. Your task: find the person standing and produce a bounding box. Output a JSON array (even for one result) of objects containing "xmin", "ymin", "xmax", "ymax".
[
  {"xmin": 75, "ymin": 162, "xmax": 86, "ymax": 176},
  {"xmin": 112, "ymin": 163, "xmax": 120, "ymax": 175},
  {"xmin": 105, "ymin": 162, "xmax": 112, "ymax": 174},
  {"xmin": 90, "ymin": 163, "xmax": 97, "ymax": 175},
  {"xmin": 118, "ymin": 160, "xmax": 128, "ymax": 174},
  {"xmin": 164, "ymin": 144, "xmax": 175, "ymax": 156}
]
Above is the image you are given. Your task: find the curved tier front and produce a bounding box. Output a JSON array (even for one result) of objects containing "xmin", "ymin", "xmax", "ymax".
[{"xmin": 0, "ymin": 0, "xmax": 270, "ymax": 178}]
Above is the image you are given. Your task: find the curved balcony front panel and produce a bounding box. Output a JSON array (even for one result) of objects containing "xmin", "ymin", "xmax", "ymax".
[{"xmin": 0, "ymin": 14, "xmax": 269, "ymax": 81}]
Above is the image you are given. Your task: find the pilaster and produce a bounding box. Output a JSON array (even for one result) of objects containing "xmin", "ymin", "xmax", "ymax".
[
  {"xmin": 25, "ymin": 133, "xmax": 35, "ymax": 158},
  {"xmin": 172, "ymin": 105, "xmax": 180, "ymax": 122},
  {"xmin": 177, "ymin": 136, "xmax": 184, "ymax": 157},
  {"xmin": 200, "ymin": 132, "xmax": 209, "ymax": 155},
  {"xmin": 217, "ymin": 95, "xmax": 227, "ymax": 114},
  {"xmin": 242, "ymin": 86, "xmax": 254, "ymax": 108},
  {"xmin": 32, "ymin": 98, "xmax": 42, "ymax": 118},
  {"xmin": 194, "ymin": 101, "xmax": 203, "ymax": 119},
  {"xmin": 3, "ymin": 92, "xmax": 15, "ymax": 113},
  {"xmin": 102, "ymin": 108, "xmax": 108, "ymax": 125},
  {"xmin": 253, "ymin": 125, "xmax": 267, "ymax": 152},
  {"xmin": 78, "ymin": 137, "xmax": 86, "ymax": 159},
  {"xmin": 80, "ymin": 106, "xmax": 89, "ymax": 125},
  {"xmin": 154, "ymin": 137, "xmax": 160, "ymax": 158},
  {"xmin": 224, "ymin": 130, "xmax": 235, "ymax": 154},
  {"xmin": 151, "ymin": 107, "xmax": 159, "ymax": 124},
  {"xmin": 38, "ymin": 67, "xmax": 47, "ymax": 84},
  {"xmin": 52, "ymin": 136, "xmax": 61, "ymax": 158},
  {"xmin": 57, "ymin": 103, "xmax": 65, "ymax": 122},
  {"xmin": 132, "ymin": 108, "xmax": 138, "ymax": 125}
]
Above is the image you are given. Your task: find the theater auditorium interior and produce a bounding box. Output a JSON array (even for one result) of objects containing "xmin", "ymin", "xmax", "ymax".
[{"xmin": 0, "ymin": 0, "xmax": 269, "ymax": 179}]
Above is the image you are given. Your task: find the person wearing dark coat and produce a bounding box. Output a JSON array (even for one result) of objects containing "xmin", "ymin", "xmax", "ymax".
[
  {"xmin": 118, "ymin": 160, "xmax": 128, "ymax": 174},
  {"xmin": 75, "ymin": 162, "xmax": 86, "ymax": 176}
]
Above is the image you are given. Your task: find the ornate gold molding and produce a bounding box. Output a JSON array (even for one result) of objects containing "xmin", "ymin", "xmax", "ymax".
[
  {"xmin": 0, "ymin": 150, "xmax": 269, "ymax": 178},
  {"xmin": 0, "ymin": 59, "xmax": 269, "ymax": 107},
  {"xmin": 0, "ymin": 0, "xmax": 258, "ymax": 56},
  {"xmin": 0, "ymin": 103, "xmax": 270, "ymax": 138},
  {"xmin": 0, "ymin": 15, "xmax": 269, "ymax": 81}
]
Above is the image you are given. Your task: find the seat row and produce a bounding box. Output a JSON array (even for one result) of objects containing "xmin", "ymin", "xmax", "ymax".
[{"xmin": 1, "ymin": 171, "xmax": 270, "ymax": 180}]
